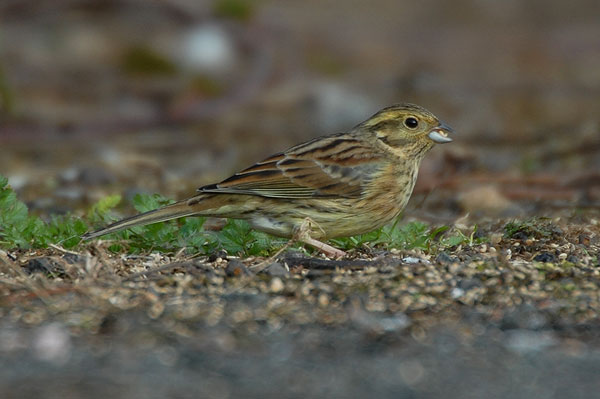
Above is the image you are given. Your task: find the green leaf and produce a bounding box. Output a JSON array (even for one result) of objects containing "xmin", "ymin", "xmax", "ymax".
[
  {"xmin": 0, "ymin": 176, "xmax": 42, "ymax": 248},
  {"xmin": 132, "ymin": 193, "xmax": 174, "ymax": 213},
  {"xmin": 87, "ymin": 194, "xmax": 122, "ymax": 224},
  {"xmin": 442, "ymin": 235, "xmax": 466, "ymax": 248}
]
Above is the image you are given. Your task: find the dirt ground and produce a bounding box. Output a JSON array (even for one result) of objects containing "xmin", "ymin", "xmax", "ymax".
[
  {"xmin": 2, "ymin": 212, "xmax": 600, "ymax": 398},
  {"xmin": 1, "ymin": 1, "xmax": 600, "ymax": 398}
]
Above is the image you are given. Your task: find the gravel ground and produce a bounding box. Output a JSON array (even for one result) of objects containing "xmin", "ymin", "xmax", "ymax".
[{"xmin": 1, "ymin": 215, "xmax": 599, "ymax": 398}]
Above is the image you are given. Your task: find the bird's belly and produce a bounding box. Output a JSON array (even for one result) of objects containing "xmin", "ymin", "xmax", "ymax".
[
  {"xmin": 208, "ymin": 194, "xmax": 406, "ymax": 239},
  {"xmin": 261, "ymin": 197, "xmax": 402, "ymax": 239},
  {"xmin": 248, "ymin": 216, "xmax": 295, "ymax": 237}
]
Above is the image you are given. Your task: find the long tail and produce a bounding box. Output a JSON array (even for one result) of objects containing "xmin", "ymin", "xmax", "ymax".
[{"xmin": 82, "ymin": 200, "xmax": 199, "ymax": 240}]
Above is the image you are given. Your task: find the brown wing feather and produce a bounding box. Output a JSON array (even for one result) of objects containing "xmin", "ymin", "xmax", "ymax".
[{"xmin": 199, "ymin": 134, "xmax": 383, "ymax": 199}]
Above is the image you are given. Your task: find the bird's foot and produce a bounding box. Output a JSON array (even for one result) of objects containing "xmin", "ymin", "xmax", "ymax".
[
  {"xmin": 250, "ymin": 218, "xmax": 345, "ymax": 272},
  {"xmin": 294, "ymin": 218, "xmax": 346, "ymax": 259}
]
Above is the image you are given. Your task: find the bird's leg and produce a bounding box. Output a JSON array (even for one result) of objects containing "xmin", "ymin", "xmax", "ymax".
[
  {"xmin": 294, "ymin": 218, "xmax": 346, "ymax": 259},
  {"xmin": 250, "ymin": 218, "xmax": 345, "ymax": 272}
]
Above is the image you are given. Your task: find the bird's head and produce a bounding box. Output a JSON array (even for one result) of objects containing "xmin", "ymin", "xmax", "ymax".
[{"xmin": 357, "ymin": 103, "xmax": 453, "ymax": 156}]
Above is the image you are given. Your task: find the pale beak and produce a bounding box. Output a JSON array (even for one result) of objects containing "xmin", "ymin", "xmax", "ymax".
[{"xmin": 427, "ymin": 122, "xmax": 454, "ymax": 144}]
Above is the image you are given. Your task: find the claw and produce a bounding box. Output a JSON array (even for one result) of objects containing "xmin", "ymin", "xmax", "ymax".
[{"xmin": 294, "ymin": 218, "xmax": 346, "ymax": 259}]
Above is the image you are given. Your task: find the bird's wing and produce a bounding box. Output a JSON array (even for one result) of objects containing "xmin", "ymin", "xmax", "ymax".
[{"xmin": 199, "ymin": 134, "xmax": 383, "ymax": 199}]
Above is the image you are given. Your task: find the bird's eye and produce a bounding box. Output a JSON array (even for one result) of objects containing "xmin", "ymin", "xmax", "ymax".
[{"xmin": 404, "ymin": 117, "xmax": 419, "ymax": 129}]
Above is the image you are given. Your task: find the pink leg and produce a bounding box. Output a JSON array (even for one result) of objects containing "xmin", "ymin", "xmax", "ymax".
[
  {"xmin": 294, "ymin": 218, "xmax": 346, "ymax": 259},
  {"xmin": 299, "ymin": 235, "xmax": 346, "ymax": 259}
]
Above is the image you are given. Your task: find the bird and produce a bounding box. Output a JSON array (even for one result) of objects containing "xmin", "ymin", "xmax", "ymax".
[{"xmin": 82, "ymin": 103, "xmax": 453, "ymax": 258}]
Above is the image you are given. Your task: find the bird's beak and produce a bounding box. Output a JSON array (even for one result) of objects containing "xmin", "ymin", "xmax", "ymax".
[{"xmin": 428, "ymin": 122, "xmax": 454, "ymax": 144}]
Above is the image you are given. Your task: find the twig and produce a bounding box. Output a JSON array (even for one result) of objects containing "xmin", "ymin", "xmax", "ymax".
[{"xmin": 49, "ymin": 243, "xmax": 81, "ymax": 256}]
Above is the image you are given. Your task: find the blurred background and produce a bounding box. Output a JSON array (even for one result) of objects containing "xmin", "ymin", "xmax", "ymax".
[{"xmin": 1, "ymin": 0, "xmax": 599, "ymax": 219}]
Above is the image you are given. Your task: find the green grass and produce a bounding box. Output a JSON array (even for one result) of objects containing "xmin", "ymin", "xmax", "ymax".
[
  {"xmin": 504, "ymin": 217, "xmax": 560, "ymax": 240},
  {"xmin": 331, "ymin": 219, "xmax": 483, "ymax": 252},
  {"xmin": 0, "ymin": 176, "xmax": 89, "ymax": 248},
  {"xmin": 0, "ymin": 174, "xmax": 483, "ymax": 256}
]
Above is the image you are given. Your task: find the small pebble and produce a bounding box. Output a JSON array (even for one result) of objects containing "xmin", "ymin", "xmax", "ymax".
[
  {"xmin": 566, "ymin": 255, "xmax": 578, "ymax": 264},
  {"xmin": 208, "ymin": 250, "xmax": 228, "ymax": 263},
  {"xmin": 403, "ymin": 257, "xmax": 427, "ymax": 264},
  {"xmin": 533, "ymin": 252, "xmax": 556, "ymax": 263},
  {"xmin": 436, "ymin": 252, "xmax": 457, "ymax": 265},
  {"xmin": 579, "ymin": 234, "xmax": 590, "ymax": 246},
  {"xmin": 225, "ymin": 259, "xmax": 248, "ymax": 277},
  {"xmin": 270, "ymin": 277, "xmax": 285, "ymax": 293},
  {"xmin": 24, "ymin": 257, "xmax": 64, "ymax": 275},
  {"xmin": 318, "ymin": 293, "xmax": 329, "ymax": 307},
  {"xmin": 450, "ymin": 287, "xmax": 465, "ymax": 299},
  {"xmin": 265, "ymin": 262, "xmax": 289, "ymax": 277},
  {"xmin": 490, "ymin": 233, "xmax": 503, "ymax": 245}
]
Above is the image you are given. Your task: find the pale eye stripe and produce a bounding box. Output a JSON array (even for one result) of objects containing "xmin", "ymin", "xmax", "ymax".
[{"xmin": 367, "ymin": 119, "xmax": 397, "ymax": 131}]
